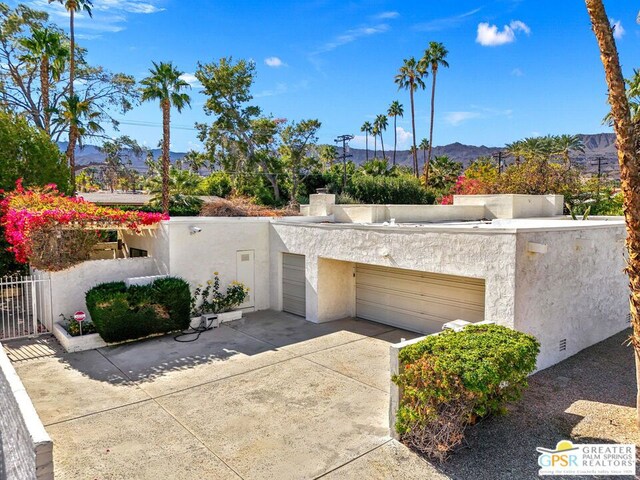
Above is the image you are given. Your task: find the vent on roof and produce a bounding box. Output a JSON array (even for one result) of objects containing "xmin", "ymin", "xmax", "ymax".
[{"xmin": 559, "ymin": 339, "xmax": 567, "ymax": 352}]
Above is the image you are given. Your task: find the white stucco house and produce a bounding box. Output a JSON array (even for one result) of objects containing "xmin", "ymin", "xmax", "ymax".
[{"xmin": 45, "ymin": 194, "xmax": 628, "ymax": 370}]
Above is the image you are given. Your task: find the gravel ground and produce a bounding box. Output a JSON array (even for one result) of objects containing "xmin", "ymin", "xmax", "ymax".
[{"xmin": 424, "ymin": 329, "xmax": 639, "ymax": 480}]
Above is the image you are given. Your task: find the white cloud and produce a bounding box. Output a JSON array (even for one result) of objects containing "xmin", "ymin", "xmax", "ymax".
[
  {"xmin": 179, "ymin": 73, "xmax": 200, "ymax": 86},
  {"xmin": 25, "ymin": 0, "xmax": 164, "ymax": 37},
  {"xmin": 445, "ymin": 108, "xmax": 512, "ymax": 126},
  {"xmin": 445, "ymin": 111, "xmax": 482, "ymax": 126},
  {"xmin": 395, "ymin": 127, "xmax": 413, "ymax": 149},
  {"xmin": 265, "ymin": 57, "xmax": 287, "ymax": 68},
  {"xmin": 476, "ymin": 20, "xmax": 530, "ymax": 46},
  {"xmin": 611, "ymin": 18, "xmax": 625, "ymax": 39},
  {"xmin": 413, "ymin": 8, "xmax": 481, "ymax": 32},
  {"xmin": 313, "ymin": 24, "xmax": 389, "ymax": 54},
  {"xmin": 375, "ymin": 11, "xmax": 399, "ymax": 20},
  {"xmin": 511, "ymin": 68, "xmax": 524, "ymax": 76}
]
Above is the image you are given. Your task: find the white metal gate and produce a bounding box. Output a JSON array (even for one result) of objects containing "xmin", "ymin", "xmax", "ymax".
[{"xmin": 0, "ymin": 274, "xmax": 52, "ymax": 341}]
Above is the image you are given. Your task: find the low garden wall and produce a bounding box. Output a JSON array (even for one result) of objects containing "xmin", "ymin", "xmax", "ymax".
[
  {"xmin": 0, "ymin": 345, "xmax": 53, "ymax": 480},
  {"xmin": 39, "ymin": 256, "xmax": 159, "ymax": 323}
]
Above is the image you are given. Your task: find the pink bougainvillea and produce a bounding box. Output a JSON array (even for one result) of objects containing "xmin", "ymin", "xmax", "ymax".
[
  {"xmin": 1, "ymin": 180, "xmax": 167, "ymax": 265},
  {"xmin": 439, "ymin": 176, "xmax": 489, "ymax": 205}
]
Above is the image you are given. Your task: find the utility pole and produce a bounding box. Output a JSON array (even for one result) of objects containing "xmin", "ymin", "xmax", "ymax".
[
  {"xmin": 334, "ymin": 134, "xmax": 354, "ymax": 191},
  {"xmin": 589, "ymin": 156, "xmax": 606, "ymax": 202},
  {"xmin": 492, "ymin": 151, "xmax": 504, "ymax": 174}
]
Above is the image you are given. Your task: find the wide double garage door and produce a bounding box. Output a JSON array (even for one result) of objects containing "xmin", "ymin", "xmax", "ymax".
[{"xmin": 356, "ymin": 264, "xmax": 485, "ymax": 334}]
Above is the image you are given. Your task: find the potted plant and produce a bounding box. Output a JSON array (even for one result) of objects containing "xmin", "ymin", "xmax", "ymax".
[
  {"xmin": 190, "ymin": 272, "xmax": 249, "ymax": 328},
  {"xmin": 53, "ymin": 313, "xmax": 107, "ymax": 353}
]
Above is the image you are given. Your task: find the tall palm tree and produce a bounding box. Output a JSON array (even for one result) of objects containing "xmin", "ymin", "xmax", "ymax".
[
  {"xmin": 419, "ymin": 138, "xmax": 429, "ymax": 181},
  {"xmin": 140, "ymin": 61, "xmax": 192, "ymax": 214},
  {"xmin": 554, "ymin": 134, "xmax": 585, "ymax": 167},
  {"xmin": 586, "ymin": 0, "xmax": 640, "ymax": 424},
  {"xmin": 395, "ymin": 57, "xmax": 426, "ymax": 177},
  {"xmin": 420, "ymin": 42, "xmax": 449, "ymax": 183},
  {"xmin": 19, "ymin": 27, "xmax": 69, "ymax": 135},
  {"xmin": 387, "ymin": 101, "xmax": 404, "ymax": 165},
  {"xmin": 374, "ymin": 114, "xmax": 388, "ymax": 160},
  {"xmin": 372, "ymin": 124, "xmax": 379, "ymax": 158},
  {"xmin": 49, "ymin": 0, "xmax": 93, "ymax": 191},
  {"xmin": 360, "ymin": 121, "xmax": 373, "ymax": 162},
  {"xmin": 54, "ymin": 94, "xmax": 103, "ymax": 191}
]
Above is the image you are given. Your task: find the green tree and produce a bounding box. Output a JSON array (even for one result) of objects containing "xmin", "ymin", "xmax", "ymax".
[
  {"xmin": 387, "ymin": 101, "xmax": 404, "ymax": 166},
  {"xmin": 360, "ymin": 121, "xmax": 373, "ymax": 162},
  {"xmin": 505, "ymin": 139, "xmax": 525, "ymax": 164},
  {"xmin": 374, "ymin": 114, "xmax": 388, "ymax": 160},
  {"xmin": 553, "ymin": 134, "xmax": 585, "ymax": 167},
  {"xmin": 427, "ymin": 155, "xmax": 462, "ymax": 192},
  {"xmin": 18, "ymin": 26, "xmax": 68, "ymax": 134},
  {"xmin": 317, "ymin": 144, "xmax": 338, "ymax": 170},
  {"xmin": 419, "ymin": 138, "xmax": 429, "ymax": 177},
  {"xmin": 395, "ymin": 57, "xmax": 426, "ymax": 177},
  {"xmin": 53, "ymin": 93, "xmax": 103, "ymax": 191},
  {"xmin": 280, "ymin": 119, "xmax": 321, "ymax": 204},
  {"xmin": 100, "ymin": 135, "xmax": 143, "ymax": 193},
  {"xmin": 140, "ymin": 61, "xmax": 192, "ymax": 214},
  {"xmin": 195, "ymin": 58, "xmax": 286, "ymax": 203},
  {"xmin": 419, "ymin": 42, "xmax": 449, "ymax": 181}
]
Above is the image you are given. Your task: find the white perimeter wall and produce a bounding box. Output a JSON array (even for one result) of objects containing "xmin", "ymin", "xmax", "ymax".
[
  {"xmin": 42, "ymin": 257, "xmax": 159, "ymax": 323},
  {"xmin": 0, "ymin": 345, "xmax": 53, "ymax": 480},
  {"xmin": 514, "ymin": 225, "xmax": 628, "ymax": 370}
]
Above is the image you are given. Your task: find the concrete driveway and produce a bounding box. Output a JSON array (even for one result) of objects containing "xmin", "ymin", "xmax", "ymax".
[{"xmin": 6, "ymin": 311, "xmax": 445, "ymax": 480}]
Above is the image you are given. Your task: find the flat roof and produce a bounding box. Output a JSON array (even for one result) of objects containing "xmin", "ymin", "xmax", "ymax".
[{"xmin": 273, "ymin": 216, "xmax": 626, "ymax": 234}]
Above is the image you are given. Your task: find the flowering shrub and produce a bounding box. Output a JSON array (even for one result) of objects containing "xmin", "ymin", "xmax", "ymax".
[
  {"xmin": 0, "ymin": 180, "xmax": 167, "ymax": 271},
  {"xmin": 190, "ymin": 272, "xmax": 249, "ymax": 315},
  {"xmin": 439, "ymin": 176, "xmax": 490, "ymax": 205}
]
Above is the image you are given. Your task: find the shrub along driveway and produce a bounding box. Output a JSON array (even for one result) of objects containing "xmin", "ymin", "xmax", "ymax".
[
  {"xmin": 6, "ymin": 311, "xmax": 444, "ymax": 480},
  {"xmin": 5, "ymin": 313, "xmax": 637, "ymax": 479}
]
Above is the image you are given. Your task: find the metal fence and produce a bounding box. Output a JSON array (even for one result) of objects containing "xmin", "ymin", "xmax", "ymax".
[{"xmin": 0, "ymin": 274, "xmax": 52, "ymax": 341}]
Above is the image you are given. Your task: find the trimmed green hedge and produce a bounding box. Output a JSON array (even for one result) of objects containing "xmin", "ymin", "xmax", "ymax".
[
  {"xmin": 85, "ymin": 277, "xmax": 190, "ymax": 343},
  {"xmin": 347, "ymin": 174, "xmax": 435, "ymax": 204}
]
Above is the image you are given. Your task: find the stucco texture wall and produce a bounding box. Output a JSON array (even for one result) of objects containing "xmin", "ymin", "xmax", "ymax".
[
  {"xmin": 166, "ymin": 219, "xmax": 272, "ymax": 311},
  {"xmin": 0, "ymin": 346, "xmax": 52, "ymax": 480},
  {"xmin": 270, "ymin": 223, "xmax": 518, "ymax": 324},
  {"xmin": 44, "ymin": 257, "xmax": 158, "ymax": 323},
  {"xmin": 514, "ymin": 225, "xmax": 628, "ymax": 370}
]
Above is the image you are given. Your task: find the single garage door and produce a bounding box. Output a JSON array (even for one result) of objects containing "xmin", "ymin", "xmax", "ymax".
[
  {"xmin": 282, "ymin": 253, "xmax": 306, "ymax": 317},
  {"xmin": 356, "ymin": 264, "xmax": 485, "ymax": 334}
]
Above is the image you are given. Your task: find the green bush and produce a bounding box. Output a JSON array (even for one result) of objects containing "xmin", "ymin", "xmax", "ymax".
[
  {"xmin": 348, "ymin": 174, "xmax": 435, "ymax": 204},
  {"xmin": 85, "ymin": 277, "xmax": 190, "ymax": 343},
  {"xmin": 394, "ymin": 324, "xmax": 539, "ymax": 460},
  {"xmin": 198, "ymin": 171, "xmax": 233, "ymax": 198}
]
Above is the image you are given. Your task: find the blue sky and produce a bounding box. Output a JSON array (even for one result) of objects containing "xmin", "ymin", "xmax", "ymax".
[{"xmin": 12, "ymin": 0, "xmax": 640, "ymax": 152}]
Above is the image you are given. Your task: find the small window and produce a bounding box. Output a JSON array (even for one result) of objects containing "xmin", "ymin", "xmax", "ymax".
[
  {"xmin": 130, "ymin": 248, "xmax": 148, "ymax": 258},
  {"xmin": 241, "ymin": 254, "xmax": 250, "ymax": 262}
]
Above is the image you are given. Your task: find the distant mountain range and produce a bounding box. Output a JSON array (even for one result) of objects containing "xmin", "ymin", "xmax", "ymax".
[{"xmin": 63, "ymin": 132, "xmax": 621, "ymax": 176}]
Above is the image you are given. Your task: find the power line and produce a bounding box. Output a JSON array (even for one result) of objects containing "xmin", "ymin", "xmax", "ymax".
[{"xmin": 334, "ymin": 134, "xmax": 354, "ymax": 190}]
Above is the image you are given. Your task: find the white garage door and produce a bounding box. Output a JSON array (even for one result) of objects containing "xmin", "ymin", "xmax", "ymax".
[
  {"xmin": 356, "ymin": 264, "xmax": 485, "ymax": 334},
  {"xmin": 282, "ymin": 254, "xmax": 306, "ymax": 317}
]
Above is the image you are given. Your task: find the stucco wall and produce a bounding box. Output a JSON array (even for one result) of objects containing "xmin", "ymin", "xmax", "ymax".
[
  {"xmin": 453, "ymin": 194, "xmax": 564, "ymax": 219},
  {"xmin": 121, "ymin": 223, "xmax": 171, "ymax": 274},
  {"xmin": 0, "ymin": 345, "xmax": 53, "ymax": 480},
  {"xmin": 41, "ymin": 257, "xmax": 159, "ymax": 322},
  {"xmin": 270, "ymin": 223, "xmax": 518, "ymax": 324},
  {"xmin": 166, "ymin": 218, "xmax": 272, "ymax": 311},
  {"xmin": 514, "ymin": 224, "xmax": 628, "ymax": 370}
]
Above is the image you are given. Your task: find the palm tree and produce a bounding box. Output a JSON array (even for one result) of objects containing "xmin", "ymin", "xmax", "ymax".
[
  {"xmin": 505, "ymin": 140, "xmax": 525, "ymax": 165},
  {"xmin": 586, "ymin": 0, "xmax": 640, "ymax": 424},
  {"xmin": 140, "ymin": 61, "xmax": 192, "ymax": 214},
  {"xmin": 420, "ymin": 42, "xmax": 449, "ymax": 183},
  {"xmin": 372, "ymin": 124, "xmax": 379, "ymax": 158},
  {"xmin": 419, "ymin": 138, "xmax": 429, "ymax": 181},
  {"xmin": 395, "ymin": 57, "xmax": 426, "ymax": 177},
  {"xmin": 54, "ymin": 94, "xmax": 103, "ymax": 191},
  {"xmin": 19, "ymin": 27, "xmax": 69, "ymax": 134},
  {"xmin": 360, "ymin": 121, "xmax": 373, "ymax": 162},
  {"xmin": 554, "ymin": 134, "xmax": 585, "ymax": 167},
  {"xmin": 387, "ymin": 101, "xmax": 404, "ymax": 165},
  {"xmin": 374, "ymin": 114, "xmax": 388, "ymax": 160},
  {"xmin": 49, "ymin": 0, "xmax": 93, "ymax": 190}
]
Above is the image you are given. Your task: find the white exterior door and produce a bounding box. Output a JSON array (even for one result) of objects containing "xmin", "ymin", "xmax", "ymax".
[
  {"xmin": 355, "ymin": 264, "xmax": 485, "ymax": 334},
  {"xmin": 236, "ymin": 250, "xmax": 255, "ymax": 309},
  {"xmin": 282, "ymin": 253, "xmax": 306, "ymax": 317}
]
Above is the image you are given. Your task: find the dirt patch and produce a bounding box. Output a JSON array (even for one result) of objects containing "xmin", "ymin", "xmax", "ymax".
[{"xmin": 199, "ymin": 197, "xmax": 300, "ymax": 217}]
